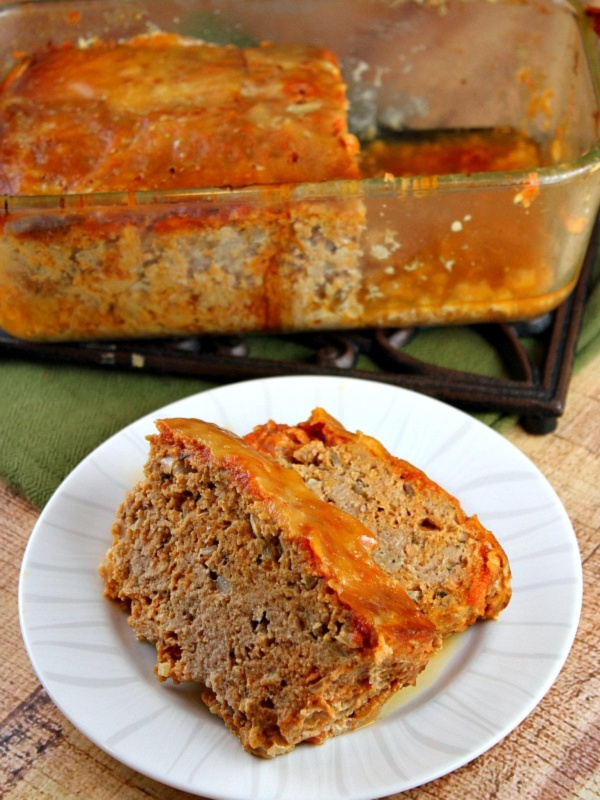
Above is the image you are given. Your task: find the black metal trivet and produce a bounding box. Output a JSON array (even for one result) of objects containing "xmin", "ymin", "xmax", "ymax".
[{"xmin": 2, "ymin": 216, "xmax": 597, "ymax": 435}]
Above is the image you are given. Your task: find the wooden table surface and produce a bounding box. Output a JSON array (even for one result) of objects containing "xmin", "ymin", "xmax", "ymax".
[{"xmin": 1, "ymin": 353, "xmax": 599, "ymax": 800}]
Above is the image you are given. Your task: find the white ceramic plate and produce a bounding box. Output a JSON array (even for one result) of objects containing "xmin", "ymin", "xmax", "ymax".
[{"xmin": 19, "ymin": 375, "xmax": 582, "ymax": 800}]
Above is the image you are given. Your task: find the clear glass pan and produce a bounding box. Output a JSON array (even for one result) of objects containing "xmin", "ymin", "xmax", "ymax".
[{"xmin": 1, "ymin": 0, "xmax": 599, "ymax": 341}]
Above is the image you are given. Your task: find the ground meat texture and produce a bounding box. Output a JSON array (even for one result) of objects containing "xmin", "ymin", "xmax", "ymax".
[
  {"xmin": 100, "ymin": 417, "xmax": 439, "ymax": 757},
  {"xmin": 244, "ymin": 407, "xmax": 512, "ymax": 638}
]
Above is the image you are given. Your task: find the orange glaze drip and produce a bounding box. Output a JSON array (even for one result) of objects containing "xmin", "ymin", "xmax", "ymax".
[{"xmin": 155, "ymin": 418, "xmax": 436, "ymax": 650}]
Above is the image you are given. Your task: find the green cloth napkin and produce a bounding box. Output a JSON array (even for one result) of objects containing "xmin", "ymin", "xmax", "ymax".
[{"xmin": 2, "ymin": 249, "xmax": 599, "ymax": 510}]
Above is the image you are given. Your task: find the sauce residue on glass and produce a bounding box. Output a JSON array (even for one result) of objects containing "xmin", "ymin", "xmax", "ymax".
[{"xmin": 359, "ymin": 127, "xmax": 542, "ymax": 178}]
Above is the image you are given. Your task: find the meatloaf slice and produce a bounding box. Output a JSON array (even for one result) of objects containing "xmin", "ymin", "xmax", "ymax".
[
  {"xmin": 244, "ymin": 407, "xmax": 511, "ymax": 638},
  {"xmin": 100, "ymin": 417, "xmax": 439, "ymax": 758}
]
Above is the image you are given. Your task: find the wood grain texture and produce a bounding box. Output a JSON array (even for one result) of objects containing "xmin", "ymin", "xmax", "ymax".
[{"xmin": 1, "ymin": 353, "xmax": 598, "ymax": 800}]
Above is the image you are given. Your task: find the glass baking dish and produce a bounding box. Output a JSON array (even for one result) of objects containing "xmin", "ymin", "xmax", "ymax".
[{"xmin": 0, "ymin": 0, "xmax": 599, "ymax": 341}]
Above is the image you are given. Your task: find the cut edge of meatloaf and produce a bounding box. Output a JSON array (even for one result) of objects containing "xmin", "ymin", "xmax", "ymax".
[
  {"xmin": 244, "ymin": 407, "xmax": 512, "ymax": 639},
  {"xmin": 99, "ymin": 417, "xmax": 440, "ymax": 758}
]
